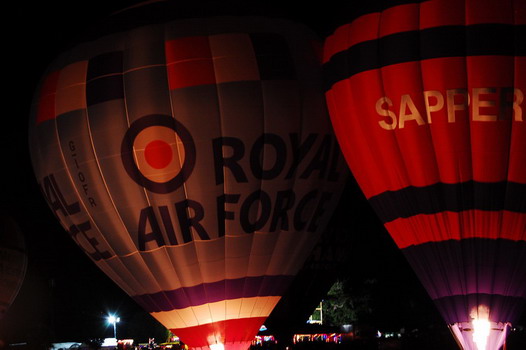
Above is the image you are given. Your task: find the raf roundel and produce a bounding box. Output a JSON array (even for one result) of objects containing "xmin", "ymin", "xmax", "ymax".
[
  {"xmin": 144, "ymin": 140, "xmax": 174, "ymax": 169},
  {"xmin": 121, "ymin": 114, "xmax": 196, "ymax": 194}
]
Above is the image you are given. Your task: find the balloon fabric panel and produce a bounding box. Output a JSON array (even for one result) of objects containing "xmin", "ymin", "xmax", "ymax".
[
  {"xmin": 30, "ymin": 17, "xmax": 346, "ymax": 350},
  {"xmin": 0, "ymin": 246, "xmax": 26, "ymax": 317},
  {"xmin": 0, "ymin": 217, "xmax": 27, "ymax": 319}
]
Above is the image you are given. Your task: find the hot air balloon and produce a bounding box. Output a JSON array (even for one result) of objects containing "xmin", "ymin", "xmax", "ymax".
[
  {"xmin": 0, "ymin": 215, "xmax": 27, "ymax": 319},
  {"xmin": 28, "ymin": 10, "xmax": 346, "ymax": 350},
  {"xmin": 323, "ymin": 0, "xmax": 525, "ymax": 349}
]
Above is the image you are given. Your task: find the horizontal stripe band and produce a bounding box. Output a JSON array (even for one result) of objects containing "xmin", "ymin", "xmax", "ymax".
[
  {"xmin": 0, "ymin": 245, "xmax": 26, "ymax": 254},
  {"xmin": 385, "ymin": 210, "xmax": 525, "ymax": 248},
  {"xmin": 402, "ymin": 238, "xmax": 526, "ymax": 300},
  {"xmin": 368, "ymin": 181, "xmax": 526, "ymax": 224},
  {"xmin": 324, "ymin": 24, "xmax": 526, "ymax": 91},
  {"xmin": 432, "ymin": 293, "xmax": 526, "ymax": 324},
  {"xmin": 170, "ymin": 317, "xmax": 266, "ymax": 348},
  {"xmin": 150, "ymin": 296, "xmax": 279, "ymax": 329},
  {"xmin": 133, "ymin": 275, "xmax": 293, "ymax": 312}
]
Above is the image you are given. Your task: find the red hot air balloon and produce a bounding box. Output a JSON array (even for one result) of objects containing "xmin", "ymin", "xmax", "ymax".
[
  {"xmin": 0, "ymin": 216, "xmax": 27, "ymax": 319},
  {"xmin": 29, "ymin": 13, "xmax": 346, "ymax": 350},
  {"xmin": 323, "ymin": 0, "xmax": 525, "ymax": 349}
]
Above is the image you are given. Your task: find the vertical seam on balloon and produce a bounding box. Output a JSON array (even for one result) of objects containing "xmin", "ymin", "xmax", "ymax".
[
  {"xmin": 82, "ymin": 56, "xmax": 133, "ymax": 259},
  {"xmin": 199, "ymin": 27, "xmax": 220, "ymax": 334},
  {"xmin": 209, "ymin": 29, "xmax": 229, "ymax": 341},
  {"xmin": 414, "ymin": 2, "xmax": 444, "ymax": 302},
  {"xmin": 46, "ymin": 66, "xmax": 80, "ymax": 255},
  {"xmin": 245, "ymin": 29, "xmax": 265, "ymax": 328},
  {"xmin": 421, "ymin": 3, "xmax": 457, "ymax": 301},
  {"xmin": 119, "ymin": 35, "xmax": 165, "ymax": 300},
  {"xmin": 249, "ymin": 18, "xmax": 298, "ymax": 313},
  {"xmin": 252, "ymin": 37, "xmax": 273, "ymax": 321},
  {"xmin": 64, "ymin": 93, "xmax": 139, "ymax": 296},
  {"xmin": 462, "ymin": 0, "xmax": 476, "ymax": 322},
  {"xmin": 162, "ymin": 23, "xmax": 199, "ymax": 330},
  {"xmin": 388, "ymin": 31, "xmax": 422, "ymax": 251},
  {"xmin": 182, "ymin": 25, "xmax": 217, "ymax": 339},
  {"xmin": 417, "ymin": 1, "xmax": 430, "ymax": 252},
  {"xmin": 134, "ymin": 26, "xmax": 194, "ymax": 317},
  {"xmin": 122, "ymin": 43, "xmax": 167, "ymax": 303},
  {"xmin": 121, "ymin": 32, "xmax": 168, "ymax": 310},
  {"xmin": 78, "ymin": 89, "xmax": 138, "ymax": 295},
  {"xmin": 161, "ymin": 24, "xmax": 189, "ymax": 319},
  {"xmin": 379, "ymin": 11, "xmax": 412, "ymax": 195},
  {"xmin": 253, "ymin": 88, "xmax": 282, "ymax": 324},
  {"xmin": 244, "ymin": 29, "xmax": 264, "ymax": 324},
  {"xmin": 236, "ymin": 25, "xmax": 266, "ymax": 326},
  {"xmin": 50, "ymin": 64, "xmax": 125, "ymax": 290},
  {"xmin": 376, "ymin": 7, "xmax": 410, "ymax": 239},
  {"xmin": 248, "ymin": 40, "xmax": 272, "ymax": 317},
  {"xmin": 208, "ymin": 27, "xmax": 235, "ymax": 338},
  {"xmin": 79, "ymin": 49, "xmax": 138, "ymax": 275},
  {"xmin": 287, "ymin": 26, "xmax": 314, "ymax": 280},
  {"xmin": 500, "ymin": 0, "xmax": 517, "ymax": 303}
]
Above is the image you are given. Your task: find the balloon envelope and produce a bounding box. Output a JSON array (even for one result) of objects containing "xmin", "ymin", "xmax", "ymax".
[
  {"xmin": 0, "ymin": 216, "xmax": 27, "ymax": 319},
  {"xmin": 324, "ymin": 0, "xmax": 525, "ymax": 349},
  {"xmin": 29, "ymin": 15, "xmax": 346, "ymax": 350}
]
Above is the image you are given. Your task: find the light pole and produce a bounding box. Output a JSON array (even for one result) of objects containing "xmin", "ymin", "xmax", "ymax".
[{"xmin": 107, "ymin": 314, "xmax": 120, "ymax": 339}]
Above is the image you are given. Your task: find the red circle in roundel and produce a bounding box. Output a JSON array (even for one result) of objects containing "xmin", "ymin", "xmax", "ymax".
[{"xmin": 145, "ymin": 140, "xmax": 173, "ymax": 169}]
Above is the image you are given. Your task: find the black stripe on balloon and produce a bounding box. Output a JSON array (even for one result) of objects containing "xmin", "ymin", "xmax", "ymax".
[
  {"xmin": 250, "ymin": 33, "xmax": 296, "ymax": 81},
  {"xmin": 432, "ymin": 294, "xmax": 526, "ymax": 324},
  {"xmin": 324, "ymin": 23, "xmax": 526, "ymax": 91},
  {"xmin": 87, "ymin": 51, "xmax": 123, "ymax": 79},
  {"xmin": 87, "ymin": 51, "xmax": 124, "ymax": 106},
  {"xmin": 133, "ymin": 275, "xmax": 294, "ymax": 313},
  {"xmin": 402, "ymin": 238, "xmax": 526, "ymax": 301},
  {"xmin": 403, "ymin": 239, "xmax": 526, "ymax": 323},
  {"xmin": 369, "ymin": 181, "xmax": 526, "ymax": 224}
]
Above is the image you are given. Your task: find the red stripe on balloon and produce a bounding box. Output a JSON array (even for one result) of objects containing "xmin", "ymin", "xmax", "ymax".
[
  {"xmin": 170, "ymin": 317, "xmax": 266, "ymax": 349},
  {"xmin": 326, "ymin": 56, "xmax": 525, "ymax": 199},
  {"xmin": 323, "ymin": 12, "xmax": 380, "ymax": 64},
  {"xmin": 418, "ymin": 0, "xmax": 467, "ymax": 29},
  {"xmin": 386, "ymin": 210, "xmax": 526, "ymax": 249},
  {"xmin": 36, "ymin": 71, "xmax": 60, "ymax": 124},
  {"xmin": 165, "ymin": 36, "xmax": 216, "ymax": 90},
  {"xmin": 377, "ymin": 3, "xmax": 420, "ymax": 38}
]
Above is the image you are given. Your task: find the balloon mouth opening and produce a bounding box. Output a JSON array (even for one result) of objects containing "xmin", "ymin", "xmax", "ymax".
[{"xmin": 448, "ymin": 306, "xmax": 511, "ymax": 350}]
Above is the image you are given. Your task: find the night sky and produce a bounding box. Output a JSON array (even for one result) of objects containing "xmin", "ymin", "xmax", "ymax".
[{"xmin": 1, "ymin": 1, "xmax": 524, "ymax": 348}]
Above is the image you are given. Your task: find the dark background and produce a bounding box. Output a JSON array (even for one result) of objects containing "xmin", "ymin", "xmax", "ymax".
[{"xmin": 1, "ymin": 1, "xmax": 524, "ymax": 349}]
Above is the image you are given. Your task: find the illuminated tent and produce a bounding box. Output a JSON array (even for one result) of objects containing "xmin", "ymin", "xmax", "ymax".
[
  {"xmin": 29, "ymin": 14, "xmax": 346, "ymax": 350},
  {"xmin": 0, "ymin": 216, "xmax": 27, "ymax": 319},
  {"xmin": 323, "ymin": 0, "xmax": 525, "ymax": 349}
]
